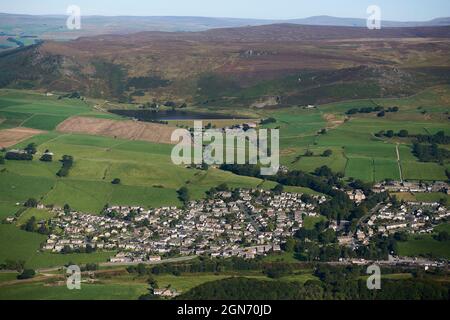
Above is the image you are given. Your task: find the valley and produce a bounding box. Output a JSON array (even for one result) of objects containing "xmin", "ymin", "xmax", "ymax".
[{"xmin": 0, "ymin": 18, "xmax": 448, "ymax": 301}]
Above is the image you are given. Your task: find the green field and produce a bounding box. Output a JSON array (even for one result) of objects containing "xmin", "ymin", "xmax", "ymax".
[
  {"xmin": 266, "ymin": 85, "xmax": 450, "ymax": 182},
  {"xmin": 0, "ymin": 85, "xmax": 449, "ymax": 283},
  {"xmin": 0, "ymin": 282, "xmax": 149, "ymax": 300},
  {"xmin": 0, "ymin": 89, "xmax": 121, "ymax": 130},
  {"xmin": 0, "ymin": 270, "xmax": 318, "ymax": 300},
  {"xmin": 397, "ymin": 236, "xmax": 450, "ymax": 260},
  {"xmin": 303, "ymin": 215, "xmax": 327, "ymax": 230},
  {"xmin": 397, "ymin": 223, "xmax": 450, "ymax": 260}
]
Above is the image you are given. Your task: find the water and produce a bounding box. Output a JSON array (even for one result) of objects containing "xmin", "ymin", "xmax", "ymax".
[{"xmin": 109, "ymin": 109, "xmax": 249, "ymax": 121}]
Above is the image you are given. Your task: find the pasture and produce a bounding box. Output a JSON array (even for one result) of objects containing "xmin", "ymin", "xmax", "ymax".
[{"xmin": 268, "ymin": 85, "xmax": 450, "ymax": 182}]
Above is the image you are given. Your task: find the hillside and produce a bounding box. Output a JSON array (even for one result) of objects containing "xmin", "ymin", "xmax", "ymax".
[
  {"xmin": 2, "ymin": 12, "xmax": 450, "ymax": 39},
  {"xmin": 1, "ymin": 24, "xmax": 450, "ymax": 106}
]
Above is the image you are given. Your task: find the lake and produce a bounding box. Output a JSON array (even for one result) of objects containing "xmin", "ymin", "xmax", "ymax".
[{"xmin": 109, "ymin": 109, "xmax": 250, "ymax": 121}]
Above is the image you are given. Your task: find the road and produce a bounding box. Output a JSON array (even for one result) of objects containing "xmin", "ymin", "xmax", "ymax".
[
  {"xmin": 99, "ymin": 255, "xmax": 197, "ymax": 268},
  {"xmin": 396, "ymin": 143, "xmax": 403, "ymax": 183},
  {"xmin": 33, "ymin": 255, "xmax": 197, "ymax": 274}
]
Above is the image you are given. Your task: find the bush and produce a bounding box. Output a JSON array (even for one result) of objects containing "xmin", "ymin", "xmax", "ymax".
[
  {"xmin": 398, "ymin": 130, "xmax": 409, "ymax": 138},
  {"xmin": 5, "ymin": 151, "xmax": 32, "ymax": 161},
  {"xmin": 24, "ymin": 198, "xmax": 38, "ymax": 208},
  {"xmin": 17, "ymin": 269, "xmax": 36, "ymax": 280},
  {"xmin": 40, "ymin": 154, "xmax": 53, "ymax": 162},
  {"xmin": 24, "ymin": 143, "xmax": 37, "ymax": 155},
  {"xmin": 111, "ymin": 178, "xmax": 121, "ymax": 185},
  {"xmin": 322, "ymin": 149, "xmax": 333, "ymax": 157}
]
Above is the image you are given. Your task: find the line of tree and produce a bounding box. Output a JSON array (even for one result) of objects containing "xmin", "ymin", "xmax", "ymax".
[
  {"xmin": 5, "ymin": 150, "xmax": 33, "ymax": 160},
  {"xmin": 260, "ymin": 117, "xmax": 277, "ymax": 125},
  {"xmin": 56, "ymin": 155, "xmax": 74, "ymax": 177},
  {"xmin": 413, "ymin": 142, "xmax": 450, "ymax": 163},
  {"xmin": 346, "ymin": 106, "xmax": 398, "ymax": 116},
  {"xmin": 177, "ymin": 186, "xmax": 190, "ymax": 205},
  {"xmin": 177, "ymin": 275, "xmax": 449, "ymax": 300}
]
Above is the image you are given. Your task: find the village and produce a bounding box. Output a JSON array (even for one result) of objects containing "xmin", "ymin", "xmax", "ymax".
[
  {"xmin": 41, "ymin": 189, "xmax": 326, "ymax": 263},
  {"xmin": 353, "ymin": 200, "xmax": 450, "ymax": 246},
  {"xmin": 26, "ymin": 182, "xmax": 449, "ymax": 265}
]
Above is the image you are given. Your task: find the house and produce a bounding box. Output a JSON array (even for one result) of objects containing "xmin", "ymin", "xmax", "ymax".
[
  {"xmin": 347, "ymin": 190, "xmax": 366, "ymax": 203},
  {"xmin": 148, "ymin": 256, "xmax": 161, "ymax": 262},
  {"xmin": 338, "ymin": 236, "xmax": 353, "ymax": 246},
  {"xmin": 153, "ymin": 288, "xmax": 180, "ymax": 297}
]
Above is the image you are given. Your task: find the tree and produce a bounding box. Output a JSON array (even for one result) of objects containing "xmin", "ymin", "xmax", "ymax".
[
  {"xmin": 57, "ymin": 155, "xmax": 74, "ymax": 177},
  {"xmin": 322, "ymin": 149, "xmax": 333, "ymax": 157},
  {"xmin": 283, "ymin": 237, "xmax": 296, "ymax": 252},
  {"xmin": 111, "ymin": 178, "xmax": 121, "ymax": 185},
  {"xmin": 0, "ymin": 155, "xmax": 5, "ymax": 165},
  {"xmin": 17, "ymin": 269, "xmax": 35, "ymax": 280},
  {"xmin": 385, "ymin": 130, "xmax": 394, "ymax": 138},
  {"xmin": 377, "ymin": 111, "xmax": 385, "ymax": 117},
  {"xmin": 24, "ymin": 143, "xmax": 37, "ymax": 155},
  {"xmin": 22, "ymin": 217, "xmax": 37, "ymax": 232},
  {"xmin": 435, "ymin": 231, "xmax": 449, "ymax": 242},
  {"xmin": 272, "ymin": 184, "xmax": 284, "ymax": 194},
  {"xmin": 64, "ymin": 204, "xmax": 71, "ymax": 214},
  {"xmin": 40, "ymin": 153, "xmax": 53, "ymax": 162},
  {"xmin": 319, "ymin": 229, "xmax": 337, "ymax": 244},
  {"xmin": 24, "ymin": 198, "xmax": 38, "ymax": 208},
  {"xmin": 398, "ymin": 130, "xmax": 409, "ymax": 138},
  {"xmin": 177, "ymin": 187, "xmax": 190, "ymax": 204},
  {"xmin": 148, "ymin": 276, "xmax": 159, "ymax": 289}
]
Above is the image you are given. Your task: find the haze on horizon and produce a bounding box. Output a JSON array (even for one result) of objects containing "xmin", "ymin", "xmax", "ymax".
[{"xmin": 1, "ymin": 0, "xmax": 450, "ymax": 22}]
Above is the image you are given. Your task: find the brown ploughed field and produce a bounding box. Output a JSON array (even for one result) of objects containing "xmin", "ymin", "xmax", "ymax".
[
  {"xmin": 0, "ymin": 127, "xmax": 45, "ymax": 148},
  {"xmin": 56, "ymin": 116, "xmax": 177, "ymax": 144}
]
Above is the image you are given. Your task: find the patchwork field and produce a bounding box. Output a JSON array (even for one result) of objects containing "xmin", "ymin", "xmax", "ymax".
[
  {"xmin": 271, "ymin": 85, "xmax": 450, "ymax": 182},
  {"xmin": 0, "ymin": 89, "xmax": 121, "ymax": 131},
  {"xmin": 57, "ymin": 116, "xmax": 177, "ymax": 145},
  {"xmin": 0, "ymin": 85, "xmax": 448, "ymax": 272},
  {"xmin": 0, "ymin": 127, "xmax": 44, "ymax": 148}
]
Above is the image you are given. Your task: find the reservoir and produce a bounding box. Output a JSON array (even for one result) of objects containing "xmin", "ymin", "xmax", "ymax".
[{"xmin": 109, "ymin": 109, "xmax": 249, "ymax": 121}]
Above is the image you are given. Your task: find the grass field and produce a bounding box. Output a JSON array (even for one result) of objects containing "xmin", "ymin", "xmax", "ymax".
[
  {"xmin": 268, "ymin": 86, "xmax": 450, "ymax": 182},
  {"xmin": 0, "ymin": 85, "xmax": 448, "ymax": 284},
  {"xmin": 303, "ymin": 215, "xmax": 327, "ymax": 230},
  {"xmin": 0, "ymin": 89, "xmax": 121, "ymax": 130},
  {"xmin": 0, "ymin": 282, "xmax": 149, "ymax": 300},
  {"xmin": 397, "ymin": 223, "xmax": 450, "ymax": 260},
  {"xmin": 392, "ymin": 193, "xmax": 450, "ymax": 204},
  {"xmin": 397, "ymin": 236, "xmax": 450, "ymax": 260},
  {"xmin": 0, "ymin": 269, "xmax": 318, "ymax": 300}
]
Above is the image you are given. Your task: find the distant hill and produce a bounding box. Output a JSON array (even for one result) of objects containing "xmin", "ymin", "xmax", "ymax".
[
  {"xmin": 1, "ymin": 12, "xmax": 450, "ymax": 40},
  {"xmin": 1, "ymin": 23, "xmax": 450, "ymax": 107},
  {"xmin": 287, "ymin": 15, "xmax": 450, "ymax": 28}
]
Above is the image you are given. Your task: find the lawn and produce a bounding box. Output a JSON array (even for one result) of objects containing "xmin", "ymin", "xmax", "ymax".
[
  {"xmin": 0, "ymin": 282, "xmax": 148, "ymax": 300},
  {"xmin": 0, "ymin": 224, "xmax": 46, "ymax": 266},
  {"xmin": 16, "ymin": 208, "xmax": 55, "ymax": 226},
  {"xmin": 0, "ymin": 89, "xmax": 117, "ymax": 131},
  {"xmin": 345, "ymin": 157, "xmax": 374, "ymax": 182},
  {"xmin": 303, "ymin": 215, "xmax": 327, "ymax": 230},
  {"xmin": 397, "ymin": 234, "xmax": 450, "ymax": 260}
]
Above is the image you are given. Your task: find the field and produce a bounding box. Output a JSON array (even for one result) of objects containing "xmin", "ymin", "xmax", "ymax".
[
  {"xmin": 0, "ymin": 90, "xmax": 121, "ymax": 131},
  {"xmin": 392, "ymin": 192, "xmax": 450, "ymax": 203},
  {"xmin": 0, "ymin": 127, "xmax": 44, "ymax": 148},
  {"xmin": 397, "ymin": 223, "xmax": 450, "ymax": 260},
  {"xmin": 57, "ymin": 116, "xmax": 176, "ymax": 145},
  {"xmin": 0, "ymin": 85, "xmax": 448, "ymax": 270},
  {"xmin": 0, "ymin": 268, "xmax": 318, "ymax": 300},
  {"xmin": 269, "ymin": 85, "xmax": 450, "ymax": 182},
  {"xmin": 397, "ymin": 236, "xmax": 450, "ymax": 260}
]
